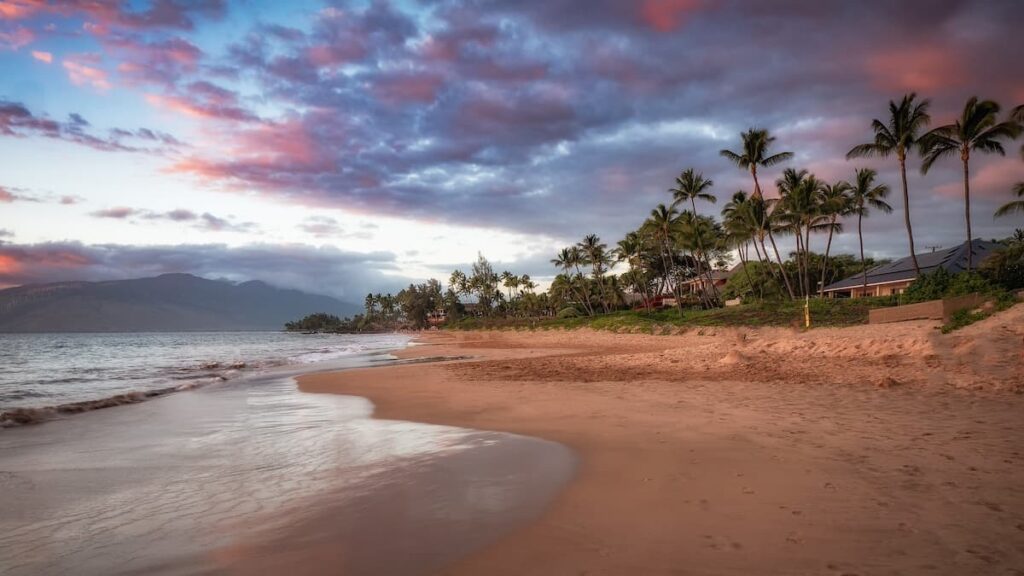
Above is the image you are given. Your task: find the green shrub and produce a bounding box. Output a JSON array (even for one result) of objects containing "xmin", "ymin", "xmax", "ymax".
[{"xmin": 556, "ymin": 306, "xmax": 581, "ymax": 319}]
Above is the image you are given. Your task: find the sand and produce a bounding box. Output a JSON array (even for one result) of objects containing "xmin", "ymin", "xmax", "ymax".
[{"xmin": 298, "ymin": 304, "xmax": 1024, "ymax": 575}]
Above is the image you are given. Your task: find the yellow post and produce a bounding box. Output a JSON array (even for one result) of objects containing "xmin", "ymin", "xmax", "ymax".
[{"xmin": 804, "ymin": 295, "xmax": 811, "ymax": 329}]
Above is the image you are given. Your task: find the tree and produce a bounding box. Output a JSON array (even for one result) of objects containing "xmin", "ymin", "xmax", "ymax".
[
  {"xmin": 670, "ymin": 168, "xmax": 720, "ymax": 305},
  {"xmin": 920, "ymin": 97, "xmax": 1021, "ymax": 269},
  {"xmin": 847, "ymin": 93, "xmax": 931, "ymax": 275},
  {"xmin": 647, "ymin": 203, "xmax": 686, "ymax": 312},
  {"xmin": 721, "ymin": 191, "xmax": 761, "ymax": 300},
  {"xmin": 817, "ymin": 180, "xmax": 853, "ymax": 297},
  {"xmin": 776, "ymin": 168, "xmax": 826, "ymax": 297},
  {"xmin": 996, "ymin": 182, "xmax": 1024, "ymax": 218},
  {"xmin": 995, "ymin": 104, "xmax": 1024, "ymax": 220},
  {"xmin": 720, "ymin": 128, "xmax": 795, "ymax": 297},
  {"xmin": 551, "ymin": 247, "xmax": 594, "ymax": 315},
  {"xmin": 848, "ymin": 168, "xmax": 893, "ymax": 290},
  {"xmin": 579, "ymin": 234, "xmax": 612, "ymax": 312}
]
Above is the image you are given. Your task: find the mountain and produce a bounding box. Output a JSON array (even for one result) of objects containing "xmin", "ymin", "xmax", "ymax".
[{"xmin": 0, "ymin": 273, "xmax": 361, "ymax": 332}]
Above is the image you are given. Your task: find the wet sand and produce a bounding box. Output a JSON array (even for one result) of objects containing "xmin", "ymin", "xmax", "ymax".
[{"xmin": 297, "ymin": 304, "xmax": 1024, "ymax": 575}]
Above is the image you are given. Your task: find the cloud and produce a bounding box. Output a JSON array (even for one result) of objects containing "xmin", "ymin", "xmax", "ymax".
[
  {"xmin": 30, "ymin": 49, "xmax": 50, "ymax": 62},
  {"xmin": 0, "ymin": 241, "xmax": 404, "ymax": 300},
  {"xmin": 0, "ymin": 0, "xmax": 226, "ymax": 31},
  {"xmin": 0, "ymin": 229, "xmax": 12, "ymax": 238},
  {"xmin": 0, "ymin": 99, "xmax": 182, "ymax": 153},
  {"xmin": 92, "ymin": 206, "xmax": 260, "ymax": 234},
  {"xmin": 0, "ymin": 26, "xmax": 33, "ymax": 49},
  {"xmin": 0, "ymin": 185, "xmax": 40, "ymax": 203},
  {"xmin": 91, "ymin": 206, "xmax": 139, "ymax": 219},
  {"xmin": 62, "ymin": 53, "xmax": 111, "ymax": 90},
  {"xmin": 4, "ymin": 0, "xmax": 1023, "ymax": 262}
]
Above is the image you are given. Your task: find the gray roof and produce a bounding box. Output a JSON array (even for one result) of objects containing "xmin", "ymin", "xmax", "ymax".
[{"xmin": 823, "ymin": 239, "xmax": 1001, "ymax": 292}]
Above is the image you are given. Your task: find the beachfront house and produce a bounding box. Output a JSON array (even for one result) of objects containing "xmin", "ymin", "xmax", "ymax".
[
  {"xmin": 680, "ymin": 265, "xmax": 738, "ymax": 297},
  {"xmin": 822, "ymin": 239, "xmax": 1000, "ymax": 298}
]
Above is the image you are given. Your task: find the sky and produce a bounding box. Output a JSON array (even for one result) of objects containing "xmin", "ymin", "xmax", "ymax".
[{"xmin": 1, "ymin": 0, "xmax": 1022, "ymax": 302}]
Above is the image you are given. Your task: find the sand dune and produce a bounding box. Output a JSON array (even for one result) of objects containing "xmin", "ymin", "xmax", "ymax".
[{"xmin": 297, "ymin": 304, "xmax": 1024, "ymax": 575}]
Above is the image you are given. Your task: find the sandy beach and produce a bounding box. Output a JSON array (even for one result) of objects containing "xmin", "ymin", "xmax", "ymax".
[{"xmin": 297, "ymin": 304, "xmax": 1024, "ymax": 576}]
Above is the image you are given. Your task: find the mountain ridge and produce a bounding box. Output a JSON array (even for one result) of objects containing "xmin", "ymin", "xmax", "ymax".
[{"xmin": 0, "ymin": 273, "xmax": 361, "ymax": 332}]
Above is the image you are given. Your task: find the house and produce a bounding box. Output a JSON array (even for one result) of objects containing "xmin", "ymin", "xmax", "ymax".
[
  {"xmin": 679, "ymin": 265, "xmax": 738, "ymax": 296},
  {"xmin": 822, "ymin": 239, "xmax": 1000, "ymax": 298}
]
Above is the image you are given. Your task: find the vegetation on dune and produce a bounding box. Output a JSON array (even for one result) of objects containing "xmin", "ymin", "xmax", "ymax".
[{"xmin": 448, "ymin": 298, "xmax": 896, "ymax": 332}]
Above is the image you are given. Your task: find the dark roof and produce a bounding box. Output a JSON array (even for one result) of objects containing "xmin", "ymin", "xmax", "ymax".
[{"xmin": 823, "ymin": 239, "xmax": 1001, "ymax": 292}]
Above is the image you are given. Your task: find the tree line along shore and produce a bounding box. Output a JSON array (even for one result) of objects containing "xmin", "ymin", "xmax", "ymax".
[{"xmin": 287, "ymin": 94, "xmax": 1024, "ymax": 334}]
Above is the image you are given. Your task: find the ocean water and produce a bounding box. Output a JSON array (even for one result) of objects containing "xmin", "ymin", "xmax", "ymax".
[
  {"xmin": 0, "ymin": 332, "xmax": 407, "ymax": 423},
  {"xmin": 0, "ymin": 333, "xmax": 575, "ymax": 575}
]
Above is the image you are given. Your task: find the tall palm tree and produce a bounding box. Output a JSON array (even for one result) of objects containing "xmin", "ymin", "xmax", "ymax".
[
  {"xmin": 920, "ymin": 97, "xmax": 1021, "ymax": 270},
  {"xmin": 847, "ymin": 93, "xmax": 931, "ymax": 275},
  {"xmin": 670, "ymin": 168, "xmax": 720, "ymax": 304},
  {"xmin": 817, "ymin": 180, "xmax": 853, "ymax": 297},
  {"xmin": 648, "ymin": 203, "xmax": 685, "ymax": 312},
  {"xmin": 721, "ymin": 191, "xmax": 760, "ymax": 299},
  {"xmin": 720, "ymin": 128, "xmax": 795, "ymax": 296},
  {"xmin": 579, "ymin": 234, "xmax": 611, "ymax": 312},
  {"xmin": 776, "ymin": 168, "xmax": 825, "ymax": 297},
  {"xmin": 848, "ymin": 168, "xmax": 893, "ymax": 291},
  {"xmin": 616, "ymin": 231, "xmax": 653, "ymax": 311}
]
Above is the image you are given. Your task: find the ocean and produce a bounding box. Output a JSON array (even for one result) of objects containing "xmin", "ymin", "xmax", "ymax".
[{"xmin": 0, "ymin": 332, "xmax": 574, "ymax": 575}]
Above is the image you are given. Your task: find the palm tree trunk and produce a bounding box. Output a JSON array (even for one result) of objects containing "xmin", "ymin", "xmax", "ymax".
[
  {"xmin": 766, "ymin": 227, "xmax": 796, "ymax": 299},
  {"xmin": 963, "ymin": 153, "xmax": 972, "ymax": 271},
  {"xmin": 819, "ymin": 216, "xmax": 836, "ymax": 298},
  {"xmin": 858, "ymin": 211, "xmax": 868, "ymax": 293},
  {"xmin": 803, "ymin": 223, "xmax": 812, "ymax": 298},
  {"xmin": 691, "ymin": 199, "xmax": 721, "ymax": 306},
  {"xmin": 737, "ymin": 241, "xmax": 755, "ymax": 301},
  {"xmin": 793, "ymin": 229, "xmax": 805, "ymax": 298},
  {"xmin": 898, "ymin": 155, "xmax": 921, "ymax": 275}
]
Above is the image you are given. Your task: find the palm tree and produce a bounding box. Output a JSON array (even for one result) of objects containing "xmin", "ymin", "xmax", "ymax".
[
  {"xmin": 995, "ymin": 182, "xmax": 1024, "ymax": 218},
  {"xmin": 776, "ymin": 168, "xmax": 825, "ymax": 297},
  {"xmin": 848, "ymin": 168, "xmax": 893, "ymax": 291},
  {"xmin": 669, "ymin": 168, "xmax": 720, "ymax": 304},
  {"xmin": 500, "ymin": 270, "xmax": 515, "ymax": 303},
  {"xmin": 817, "ymin": 180, "xmax": 853, "ymax": 297},
  {"xmin": 579, "ymin": 234, "xmax": 611, "ymax": 312},
  {"xmin": 721, "ymin": 191, "xmax": 761, "ymax": 299},
  {"xmin": 847, "ymin": 93, "xmax": 931, "ymax": 275},
  {"xmin": 720, "ymin": 128, "xmax": 795, "ymax": 296},
  {"xmin": 920, "ymin": 97, "xmax": 1021, "ymax": 270},
  {"xmin": 648, "ymin": 203, "xmax": 685, "ymax": 312},
  {"xmin": 995, "ymin": 104, "xmax": 1024, "ymax": 219},
  {"xmin": 551, "ymin": 247, "xmax": 594, "ymax": 315},
  {"xmin": 616, "ymin": 231, "xmax": 653, "ymax": 311}
]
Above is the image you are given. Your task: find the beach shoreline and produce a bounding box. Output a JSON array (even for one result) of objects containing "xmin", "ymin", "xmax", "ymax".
[{"xmin": 297, "ymin": 305, "xmax": 1024, "ymax": 575}]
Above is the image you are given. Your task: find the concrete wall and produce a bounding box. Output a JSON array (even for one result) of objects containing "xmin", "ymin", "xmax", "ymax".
[{"xmin": 868, "ymin": 293, "xmax": 987, "ymax": 324}]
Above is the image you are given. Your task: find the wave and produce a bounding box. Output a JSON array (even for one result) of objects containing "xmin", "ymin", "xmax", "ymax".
[{"xmin": 1, "ymin": 373, "xmax": 232, "ymax": 428}]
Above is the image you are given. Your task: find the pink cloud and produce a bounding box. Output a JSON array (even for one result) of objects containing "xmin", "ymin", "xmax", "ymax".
[
  {"xmin": 865, "ymin": 44, "xmax": 965, "ymax": 92},
  {"xmin": 90, "ymin": 206, "xmax": 138, "ymax": 219},
  {"xmin": 2, "ymin": 0, "xmax": 224, "ymax": 30},
  {"xmin": 931, "ymin": 157, "xmax": 1023, "ymax": 201},
  {"xmin": 30, "ymin": 49, "xmax": 50, "ymax": 63},
  {"xmin": 0, "ymin": 1, "xmax": 39, "ymax": 20},
  {"xmin": 145, "ymin": 81, "xmax": 257, "ymax": 122},
  {"xmin": 639, "ymin": 0, "xmax": 702, "ymax": 32},
  {"xmin": 373, "ymin": 71, "xmax": 446, "ymax": 104},
  {"xmin": 0, "ymin": 25, "xmax": 33, "ymax": 49},
  {"xmin": 62, "ymin": 55, "xmax": 110, "ymax": 90}
]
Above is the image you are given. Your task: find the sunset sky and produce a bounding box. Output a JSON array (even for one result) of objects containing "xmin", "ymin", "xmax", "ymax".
[{"xmin": 1, "ymin": 0, "xmax": 1022, "ymax": 301}]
